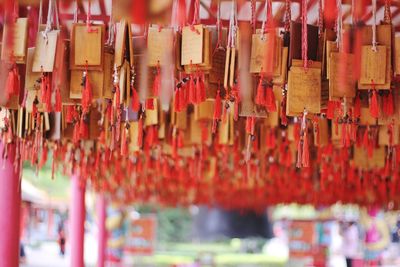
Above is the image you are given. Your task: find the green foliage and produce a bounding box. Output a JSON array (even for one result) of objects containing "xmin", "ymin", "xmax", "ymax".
[{"xmin": 137, "ymin": 205, "xmax": 192, "ymax": 243}]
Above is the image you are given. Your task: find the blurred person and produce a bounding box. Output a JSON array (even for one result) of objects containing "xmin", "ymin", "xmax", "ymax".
[
  {"xmin": 57, "ymin": 220, "xmax": 66, "ymax": 256},
  {"xmin": 342, "ymin": 221, "xmax": 359, "ymax": 267},
  {"xmin": 361, "ymin": 208, "xmax": 390, "ymax": 266}
]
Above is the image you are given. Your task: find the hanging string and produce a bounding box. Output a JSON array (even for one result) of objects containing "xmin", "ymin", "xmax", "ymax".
[
  {"xmin": 251, "ymin": 0, "xmax": 256, "ymax": 34},
  {"xmin": 336, "ymin": 0, "xmax": 343, "ymax": 51},
  {"xmin": 302, "ymin": 0, "xmax": 308, "ymax": 69},
  {"xmin": 284, "ymin": 0, "xmax": 291, "ymax": 32},
  {"xmin": 213, "ymin": 0, "xmax": 224, "ymax": 53},
  {"xmin": 73, "ymin": 0, "xmax": 78, "ymax": 23},
  {"xmin": 372, "ymin": 0, "xmax": 377, "ymax": 51},
  {"xmin": 192, "ymin": 0, "xmax": 200, "ymax": 25},
  {"xmin": 261, "ymin": 0, "xmax": 272, "ymax": 34},
  {"xmin": 318, "ymin": 0, "xmax": 323, "ymax": 37},
  {"xmin": 384, "ymin": 0, "xmax": 392, "ymax": 24},
  {"xmin": 228, "ymin": 1, "xmax": 237, "ymax": 48}
]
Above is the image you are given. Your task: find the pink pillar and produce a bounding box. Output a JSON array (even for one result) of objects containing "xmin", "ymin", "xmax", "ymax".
[
  {"xmin": 97, "ymin": 194, "xmax": 107, "ymax": 267},
  {"xmin": 0, "ymin": 143, "xmax": 21, "ymax": 267},
  {"xmin": 69, "ymin": 173, "xmax": 86, "ymax": 267}
]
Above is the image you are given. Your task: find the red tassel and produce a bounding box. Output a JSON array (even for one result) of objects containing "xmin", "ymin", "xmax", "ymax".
[
  {"xmin": 55, "ymin": 88, "xmax": 62, "ymax": 112},
  {"xmin": 195, "ymin": 76, "xmax": 202, "ymax": 104},
  {"xmin": 384, "ymin": 91, "xmax": 394, "ymax": 116},
  {"xmin": 174, "ymin": 88, "xmax": 180, "ymax": 112},
  {"xmin": 153, "ymin": 67, "xmax": 161, "ymax": 96},
  {"xmin": 6, "ymin": 66, "xmax": 19, "ymax": 99},
  {"xmin": 121, "ymin": 125, "xmax": 128, "ymax": 156},
  {"xmin": 362, "ymin": 128, "xmax": 369, "ymax": 149},
  {"xmin": 179, "ymin": 84, "xmax": 187, "ymax": 110},
  {"xmin": 255, "ymin": 77, "xmax": 265, "ymax": 106},
  {"xmin": 326, "ymin": 101, "xmax": 337, "ymax": 120},
  {"xmin": 353, "ymin": 94, "xmax": 361, "ymax": 118},
  {"xmin": 199, "ymin": 75, "xmax": 206, "ymax": 103},
  {"xmin": 245, "ymin": 116, "xmax": 255, "ymax": 135},
  {"xmin": 188, "ymin": 75, "xmax": 195, "ymax": 104},
  {"xmin": 39, "ymin": 145, "xmax": 48, "ymax": 169},
  {"xmin": 265, "ymin": 87, "xmax": 276, "ymax": 112},
  {"xmin": 302, "ymin": 130, "xmax": 309, "ymax": 167},
  {"xmin": 83, "ymin": 73, "xmax": 93, "ymax": 112},
  {"xmin": 45, "ymin": 79, "xmax": 52, "ymax": 112},
  {"xmin": 131, "ymin": 88, "xmax": 140, "ymax": 112},
  {"xmin": 79, "ymin": 116, "xmax": 89, "ymax": 139},
  {"xmin": 146, "ymin": 98, "xmax": 155, "ymax": 110},
  {"xmin": 66, "ymin": 106, "xmax": 74, "ymax": 123},
  {"xmin": 73, "ymin": 122, "xmax": 80, "ymax": 143},
  {"xmin": 370, "ymin": 89, "xmax": 379, "ymax": 118}
]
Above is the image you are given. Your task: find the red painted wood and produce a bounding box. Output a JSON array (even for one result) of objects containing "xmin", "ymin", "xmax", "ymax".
[{"xmin": 0, "ymin": 143, "xmax": 21, "ymax": 267}]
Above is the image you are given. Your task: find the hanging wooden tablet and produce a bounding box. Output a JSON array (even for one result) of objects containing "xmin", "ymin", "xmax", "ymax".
[
  {"xmin": 239, "ymin": 77, "xmax": 268, "ymax": 118},
  {"xmin": 395, "ymin": 37, "xmax": 400, "ymax": 76},
  {"xmin": 147, "ymin": 26, "xmax": 174, "ymax": 67},
  {"xmin": 287, "ymin": 60, "xmax": 322, "ymax": 116},
  {"xmin": 103, "ymin": 50, "xmax": 114, "ymax": 99},
  {"xmin": 209, "ymin": 48, "xmax": 227, "ymax": 84},
  {"xmin": 289, "ymin": 21, "xmax": 319, "ymax": 66},
  {"xmin": 181, "ymin": 25, "xmax": 204, "ymax": 65},
  {"xmin": 114, "ymin": 20, "xmax": 127, "ymax": 68},
  {"xmin": 218, "ymin": 108, "xmax": 234, "ymax": 145},
  {"xmin": 24, "ymin": 48, "xmax": 41, "ymax": 91},
  {"xmin": 89, "ymin": 108, "xmax": 102, "ymax": 140},
  {"xmin": 1, "ymin": 18, "xmax": 28, "ymax": 63},
  {"xmin": 328, "ymin": 52, "xmax": 356, "ymax": 99},
  {"xmin": 272, "ymin": 47, "xmax": 288, "ymax": 85},
  {"xmin": 359, "ymin": 45, "xmax": 386, "ymax": 85},
  {"xmin": 249, "ymin": 32, "xmax": 282, "ymax": 76},
  {"xmin": 53, "ymin": 40, "xmax": 76, "ymax": 104},
  {"xmin": 194, "ymin": 99, "xmax": 215, "ymax": 121},
  {"xmin": 184, "ymin": 27, "xmax": 212, "ymax": 72},
  {"xmin": 70, "ymin": 23, "xmax": 105, "ymax": 70},
  {"xmin": 32, "ymin": 30, "xmax": 60, "ymax": 72},
  {"xmin": 325, "ymin": 41, "xmax": 339, "ymax": 79}
]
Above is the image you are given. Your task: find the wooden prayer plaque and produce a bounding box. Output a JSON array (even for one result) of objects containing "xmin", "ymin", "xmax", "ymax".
[
  {"xmin": 181, "ymin": 25, "xmax": 204, "ymax": 65},
  {"xmin": 273, "ymin": 47, "xmax": 288, "ymax": 85},
  {"xmin": 147, "ymin": 26, "xmax": 174, "ymax": 67},
  {"xmin": 24, "ymin": 48, "xmax": 41, "ymax": 91},
  {"xmin": 32, "ymin": 30, "xmax": 60, "ymax": 72},
  {"xmin": 249, "ymin": 33, "xmax": 282, "ymax": 75},
  {"xmin": 218, "ymin": 108, "xmax": 234, "ymax": 145},
  {"xmin": 209, "ymin": 48, "xmax": 226, "ymax": 84},
  {"xmin": 395, "ymin": 36, "xmax": 400, "ymax": 76},
  {"xmin": 114, "ymin": 20, "xmax": 128, "ymax": 68},
  {"xmin": 103, "ymin": 50, "xmax": 114, "ymax": 99},
  {"xmin": 359, "ymin": 45, "xmax": 386, "ymax": 85},
  {"xmin": 325, "ymin": 41, "xmax": 339, "ymax": 79},
  {"xmin": 194, "ymin": 99, "xmax": 215, "ymax": 121},
  {"xmin": 378, "ymin": 90, "xmax": 400, "ymax": 125},
  {"xmin": 328, "ymin": 52, "xmax": 356, "ymax": 99},
  {"xmin": 1, "ymin": 18, "xmax": 28, "ymax": 63},
  {"xmin": 287, "ymin": 65, "xmax": 321, "ymax": 115},
  {"xmin": 70, "ymin": 23, "xmax": 104, "ymax": 70}
]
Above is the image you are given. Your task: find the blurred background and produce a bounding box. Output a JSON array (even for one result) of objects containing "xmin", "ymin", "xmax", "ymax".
[{"xmin": 18, "ymin": 161, "xmax": 400, "ymax": 267}]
